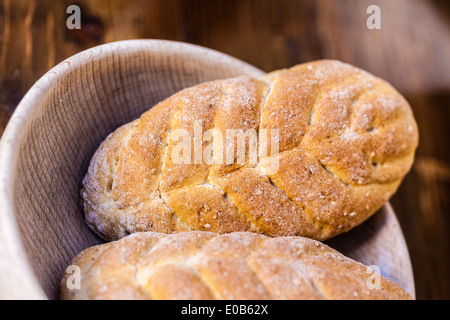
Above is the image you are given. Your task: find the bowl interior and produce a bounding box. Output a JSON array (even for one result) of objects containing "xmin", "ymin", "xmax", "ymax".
[{"xmin": 0, "ymin": 40, "xmax": 414, "ymax": 299}]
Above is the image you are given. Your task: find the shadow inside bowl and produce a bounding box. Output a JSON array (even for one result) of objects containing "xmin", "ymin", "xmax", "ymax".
[{"xmin": 326, "ymin": 203, "xmax": 415, "ymax": 297}]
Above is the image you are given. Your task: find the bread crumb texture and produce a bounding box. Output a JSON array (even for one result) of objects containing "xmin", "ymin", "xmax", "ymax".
[
  {"xmin": 60, "ymin": 231, "xmax": 412, "ymax": 300},
  {"xmin": 81, "ymin": 60, "xmax": 418, "ymax": 241}
]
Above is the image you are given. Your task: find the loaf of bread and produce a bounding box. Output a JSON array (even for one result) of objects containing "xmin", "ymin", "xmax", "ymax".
[
  {"xmin": 60, "ymin": 231, "xmax": 411, "ymax": 300},
  {"xmin": 82, "ymin": 60, "xmax": 418, "ymax": 242}
]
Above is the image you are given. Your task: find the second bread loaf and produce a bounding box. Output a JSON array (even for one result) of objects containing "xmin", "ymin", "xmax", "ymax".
[
  {"xmin": 60, "ymin": 231, "xmax": 412, "ymax": 300},
  {"xmin": 81, "ymin": 60, "xmax": 418, "ymax": 241}
]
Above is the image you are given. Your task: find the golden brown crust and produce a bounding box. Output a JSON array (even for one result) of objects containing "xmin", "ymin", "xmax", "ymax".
[
  {"xmin": 60, "ymin": 231, "xmax": 412, "ymax": 300},
  {"xmin": 81, "ymin": 60, "xmax": 418, "ymax": 241}
]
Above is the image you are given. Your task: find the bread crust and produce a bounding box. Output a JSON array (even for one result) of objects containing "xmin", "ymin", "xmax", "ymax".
[
  {"xmin": 81, "ymin": 60, "xmax": 418, "ymax": 241},
  {"xmin": 60, "ymin": 231, "xmax": 412, "ymax": 300}
]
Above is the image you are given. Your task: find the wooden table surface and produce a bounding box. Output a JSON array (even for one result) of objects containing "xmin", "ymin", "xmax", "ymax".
[{"xmin": 1, "ymin": 0, "xmax": 449, "ymax": 299}]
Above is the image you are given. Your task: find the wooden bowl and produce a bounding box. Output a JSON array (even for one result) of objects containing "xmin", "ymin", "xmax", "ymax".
[{"xmin": 0, "ymin": 40, "xmax": 414, "ymax": 299}]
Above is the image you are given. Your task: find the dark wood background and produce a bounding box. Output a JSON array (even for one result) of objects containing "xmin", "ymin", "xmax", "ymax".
[{"xmin": 1, "ymin": 0, "xmax": 449, "ymax": 299}]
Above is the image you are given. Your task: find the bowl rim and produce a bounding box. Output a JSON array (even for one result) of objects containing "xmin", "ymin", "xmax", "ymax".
[{"xmin": 0, "ymin": 39, "xmax": 264, "ymax": 299}]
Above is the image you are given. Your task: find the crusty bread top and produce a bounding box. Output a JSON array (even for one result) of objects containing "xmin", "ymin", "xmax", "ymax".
[
  {"xmin": 60, "ymin": 231, "xmax": 412, "ymax": 300},
  {"xmin": 81, "ymin": 60, "xmax": 418, "ymax": 241}
]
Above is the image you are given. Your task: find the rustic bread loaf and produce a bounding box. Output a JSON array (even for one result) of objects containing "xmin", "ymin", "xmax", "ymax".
[
  {"xmin": 60, "ymin": 231, "xmax": 412, "ymax": 300},
  {"xmin": 81, "ymin": 60, "xmax": 418, "ymax": 241}
]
